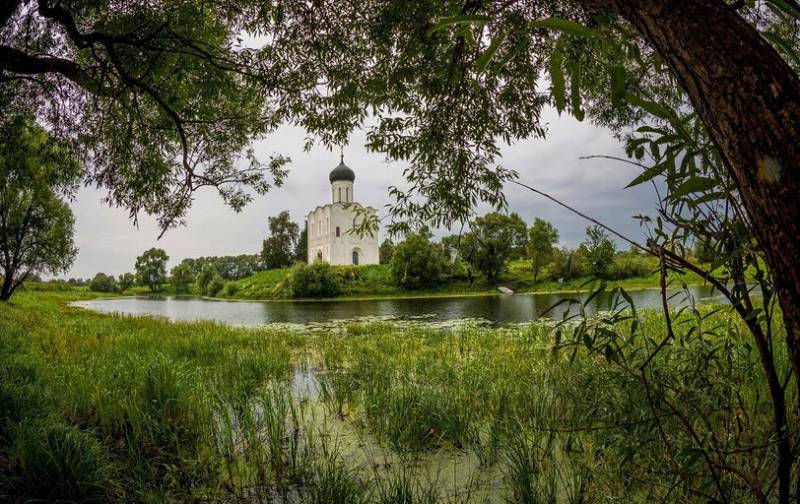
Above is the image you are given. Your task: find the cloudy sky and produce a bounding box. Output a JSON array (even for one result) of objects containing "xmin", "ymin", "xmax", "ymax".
[{"xmin": 65, "ymin": 106, "xmax": 657, "ymax": 279}]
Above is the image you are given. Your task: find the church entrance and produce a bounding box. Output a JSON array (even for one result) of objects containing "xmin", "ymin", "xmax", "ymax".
[{"xmin": 352, "ymin": 250, "xmax": 359, "ymax": 265}]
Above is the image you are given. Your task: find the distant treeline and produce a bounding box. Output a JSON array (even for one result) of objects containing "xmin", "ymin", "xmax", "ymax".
[{"xmin": 177, "ymin": 254, "xmax": 266, "ymax": 281}]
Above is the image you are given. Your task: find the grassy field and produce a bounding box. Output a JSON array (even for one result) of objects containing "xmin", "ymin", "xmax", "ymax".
[
  {"xmin": 221, "ymin": 257, "xmax": 706, "ymax": 301},
  {"xmin": 0, "ymin": 289, "xmax": 787, "ymax": 502}
]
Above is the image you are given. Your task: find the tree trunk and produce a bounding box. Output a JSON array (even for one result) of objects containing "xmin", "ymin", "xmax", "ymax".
[
  {"xmin": 600, "ymin": 0, "xmax": 800, "ymax": 501},
  {"xmin": 0, "ymin": 273, "xmax": 14, "ymax": 301}
]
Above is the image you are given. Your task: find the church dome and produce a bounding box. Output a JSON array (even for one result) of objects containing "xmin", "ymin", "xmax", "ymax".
[{"xmin": 329, "ymin": 158, "xmax": 355, "ymax": 183}]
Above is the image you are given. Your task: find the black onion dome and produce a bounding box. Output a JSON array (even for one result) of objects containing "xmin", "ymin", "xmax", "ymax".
[{"xmin": 329, "ymin": 159, "xmax": 355, "ymax": 183}]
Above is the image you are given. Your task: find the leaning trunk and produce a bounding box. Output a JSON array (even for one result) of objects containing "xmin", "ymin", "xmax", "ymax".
[
  {"xmin": 601, "ymin": 0, "xmax": 800, "ymax": 501},
  {"xmin": 0, "ymin": 274, "xmax": 14, "ymax": 301}
]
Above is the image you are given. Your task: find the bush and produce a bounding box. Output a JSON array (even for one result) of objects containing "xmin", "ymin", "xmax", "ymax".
[
  {"xmin": 389, "ymin": 233, "xmax": 450, "ymax": 290},
  {"xmin": 206, "ymin": 275, "xmax": 225, "ymax": 297},
  {"xmin": 288, "ymin": 261, "xmax": 342, "ymax": 298},
  {"xmin": 549, "ymin": 247, "xmax": 590, "ymax": 281},
  {"xmin": 607, "ymin": 253, "xmax": 655, "ymax": 280},
  {"xmin": 89, "ymin": 273, "xmax": 116, "ymax": 293},
  {"xmin": 222, "ymin": 281, "xmax": 239, "ymax": 297}
]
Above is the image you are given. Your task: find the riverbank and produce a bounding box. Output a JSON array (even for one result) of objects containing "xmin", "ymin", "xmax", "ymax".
[
  {"xmin": 214, "ymin": 260, "xmax": 711, "ymax": 302},
  {"xmin": 0, "ymin": 290, "xmax": 780, "ymax": 502}
]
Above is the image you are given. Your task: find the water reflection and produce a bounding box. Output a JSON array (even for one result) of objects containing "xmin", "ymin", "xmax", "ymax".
[{"xmin": 74, "ymin": 284, "xmax": 728, "ymax": 327}]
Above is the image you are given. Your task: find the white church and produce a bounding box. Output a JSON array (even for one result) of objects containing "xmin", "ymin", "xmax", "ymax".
[{"xmin": 305, "ymin": 157, "xmax": 379, "ymax": 265}]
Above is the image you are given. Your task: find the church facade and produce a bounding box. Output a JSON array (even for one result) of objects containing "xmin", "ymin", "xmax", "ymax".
[{"xmin": 305, "ymin": 158, "xmax": 379, "ymax": 265}]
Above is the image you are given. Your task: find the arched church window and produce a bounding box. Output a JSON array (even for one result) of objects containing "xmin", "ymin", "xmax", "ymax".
[
  {"xmin": 338, "ymin": 187, "xmax": 342, "ymax": 202},
  {"xmin": 317, "ymin": 250, "xmax": 322, "ymax": 260},
  {"xmin": 346, "ymin": 187, "xmax": 350, "ymax": 202},
  {"xmin": 352, "ymin": 250, "xmax": 359, "ymax": 265},
  {"xmin": 336, "ymin": 226, "xmax": 340, "ymax": 237}
]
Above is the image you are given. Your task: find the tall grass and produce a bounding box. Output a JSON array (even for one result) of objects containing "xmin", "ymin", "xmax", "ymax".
[{"xmin": 0, "ymin": 290, "xmax": 789, "ymax": 502}]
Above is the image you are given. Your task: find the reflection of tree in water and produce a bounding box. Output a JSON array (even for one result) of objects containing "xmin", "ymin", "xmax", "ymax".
[{"xmin": 76, "ymin": 285, "xmax": 725, "ymax": 327}]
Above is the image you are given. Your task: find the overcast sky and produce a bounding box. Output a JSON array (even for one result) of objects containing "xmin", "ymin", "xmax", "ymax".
[{"xmin": 64, "ymin": 106, "xmax": 657, "ymax": 279}]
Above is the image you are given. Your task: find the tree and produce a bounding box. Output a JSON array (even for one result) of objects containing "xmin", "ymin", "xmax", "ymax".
[
  {"xmin": 170, "ymin": 263, "xmax": 194, "ymax": 294},
  {"xmin": 0, "ymin": 114, "xmax": 79, "ymax": 301},
  {"xmin": 89, "ymin": 273, "xmax": 116, "ymax": 293},
  {"xmin": 196, "ymin": 264, "xmax": 219, "ymax": 295},
  {"xmin": 0, "ymin": 1, "xmax": 289, "ymax": 234},
  {"xmin": 526, "ymin": 218, "xmax": 559, "ymax": 285},
  {"xmin": 288, "ymin": 261, "xmax": 343, "ymax": 298},
  {"xmin": 294, "ymin": 222, "xmax": 309, "ymax": 263},
  {"xmin": 261, "ymin": 211, "xmax": 299, "ymax": 270},
  {"xmin": 466, "ymin": 212, "xmax": 526, "ymax": 284},
  {"xmin": 205, "ymin": 274, "xmax": 225, "ymax": 297},
  {"xmin": 550, "ymin": 247, "xmax": 589, "ymax": 281},
  {"xmin": 179, "ymin": 255, "xmax": 264, "ymax": 280},
  {"xmin": 582, "ymin": 226, "xmax": 616, "ymax": 278},
  {"xmin": 441, "ymin": 233, "xmax": 481, "ymax": 283},
  {"xmin": 134, "ymin": 248, "xmax": 168, "ymax": 293},
  {"xmin": 389, "ymin": 233, "xmax": 450, "ymax": 290},
  {"xmin": 379, "ymin": 239, "xmax": 396, "ymax": 265},
  {"xmin": 117, "ymin": 273, "xmax": 135, "ymax": 292},
  {"xmin": 507, "ymin": 212, "xmax": 529, "ymax": 259}
]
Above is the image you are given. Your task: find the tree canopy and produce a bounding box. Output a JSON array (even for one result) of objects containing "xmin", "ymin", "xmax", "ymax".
[
  {"xmin": 261, "ymin": 211, "xmax": 300, "ymax": 269},
  {"xmin": 526, "ymin": 218, "xmax": 558, "ymax": 284},
  {"xmin": 464, "ymin": 212, "xmax": 527, "ymax": 284},
  {"xmin": 0, "ymin": 113, "xmax": 80, "ymax": 300},
  {"xmin": 135, "ymin": 248, "xmax": 168, "ymax": 292},
  {"xmin": 0, "ymin": 0, "xmax": 289, "ymax": 234}
]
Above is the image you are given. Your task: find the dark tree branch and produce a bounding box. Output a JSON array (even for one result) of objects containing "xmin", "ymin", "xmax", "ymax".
[
  {"xmin": 0, "ymin": 45, "xmax": 99, "ymax": 92},
  {"xmin": 0, "ymin": 0, "xmax": 21, "ymax": 30}
]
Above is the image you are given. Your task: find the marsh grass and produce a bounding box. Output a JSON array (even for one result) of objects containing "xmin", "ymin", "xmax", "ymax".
[{"xmin": 0, "ymin": 290, "xmax": 789, "ymax": 502}]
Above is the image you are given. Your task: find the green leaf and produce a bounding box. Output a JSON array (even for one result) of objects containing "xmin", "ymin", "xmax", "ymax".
[
  {"xmin": 626, "ymin": 162, "xmax": 666, "ymax": 188},
  {"xmin": 550, "ymin": 41, "xmax": 566, "ymax": 113},
  {"xmin": 477, "ymin": 31, "xmax": 507, "ymax": 73},
  {"xmin": 610, "ymin": 65, "xmax": 626, "ymax": 107},
  {"xmin": 427, "ymin": 15, "xmax": 491, "ymax": 36},
  {"xmin": 530, "ymin": 18, "xmax": 599, "ymax": 38},
  {"xmin": 767, "ymin": 0, "xmax": 800, "ymax": 20},
  {"xmin": 762, "ymin": 31, "xmax": 800, "ymax": 67},
  {"xmin": 671, "ymin": 176, "xmax": 717, "ymax": 199},
  {"xmin": 623, "ymin": 92, "xmax": 672, "ymax": 121},
  {"xmin": 570, "ymin": 60, "xmax": 584, "ymax": 121}
]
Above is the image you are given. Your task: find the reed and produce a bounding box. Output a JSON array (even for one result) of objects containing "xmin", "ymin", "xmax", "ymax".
[{"xmin": 0, "ymin": 290, "xmax": 789, "ymax": 502}]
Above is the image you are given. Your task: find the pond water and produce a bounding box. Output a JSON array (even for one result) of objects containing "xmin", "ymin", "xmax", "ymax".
[{"xmin": 74, "ymin": 284, "xmax": 728, "ymax": 327}]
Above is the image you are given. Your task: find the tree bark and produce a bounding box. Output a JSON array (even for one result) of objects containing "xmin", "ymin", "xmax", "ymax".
[
  {"xmin": 0, "ymin": 273, "xmax": 14, "ymax": 301},
  {"xmin": 596, "ymin": 1, "xmax": 800, "ymax": 501}
]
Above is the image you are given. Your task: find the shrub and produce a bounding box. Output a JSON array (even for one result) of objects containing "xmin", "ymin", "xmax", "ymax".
[
  {"xmin": 607, "ymin": 253, "xmax": 655, "ymax": 279},
  {"xmin": 389, "ymin": 233, "xmax": 450, "ymax": 289},
  {"xmin": 288, "ymin": 261, "xmax": 342, "ymax": 298},
  {"xmin": 89, "ymin": 273, "xmax": 116, "ymax": 293},
  {"xmin": 549, "ymin": 247, "xmax": 590, "ymax": 281},
  {"xmin": 222, "ymin": 281, "xmax": 239, "ymax": 297},
  {"xmin": 206, "ymin": 275, "xmax": 225, "ymax": 297}
]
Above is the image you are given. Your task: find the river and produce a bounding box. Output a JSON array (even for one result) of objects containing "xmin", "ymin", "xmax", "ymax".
[{"xmin": 74, "ymin": 284, "xmax": 728, "ymax": 326}]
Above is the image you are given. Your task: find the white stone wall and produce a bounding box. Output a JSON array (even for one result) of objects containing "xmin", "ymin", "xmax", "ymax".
[
  {"xmin": 306, "ymin": 202, "xmax": 379, "ymax": 265},
  {"xmin": 331, "ymin": 181, "xmax": 354, "ymax": 203}
]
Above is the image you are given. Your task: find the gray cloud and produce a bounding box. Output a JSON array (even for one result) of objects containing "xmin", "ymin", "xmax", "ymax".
[{"xmin": 64, "ymin": 107, "xmax": 657, "ymax": 279}]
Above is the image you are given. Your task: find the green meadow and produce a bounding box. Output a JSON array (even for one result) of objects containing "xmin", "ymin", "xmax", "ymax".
[{"xmin": 0, "ymin": 289, "xmax": 787, "ymax": 502}]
